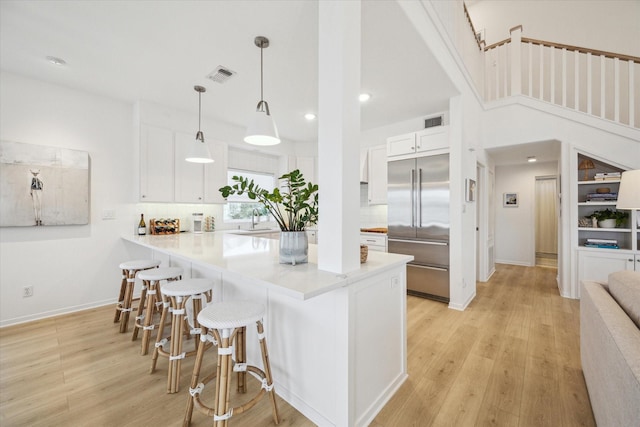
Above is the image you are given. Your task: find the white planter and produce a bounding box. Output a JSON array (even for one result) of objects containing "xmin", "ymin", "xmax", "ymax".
[
  {"xmin": 597, "ymin": 219, "xmax": 617, "ymax": 228},
  {"xmin": 279, "ymin": 231, "xmax": 308, "ymax": 265}
]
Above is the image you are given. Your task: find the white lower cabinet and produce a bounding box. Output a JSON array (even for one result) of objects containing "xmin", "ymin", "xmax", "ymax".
[
  {"xmin": 578, "ymin": 249, "xmax": 638, "ymax": 285},
  {"xmin": 360, "ymin": 233, "xmax": 387, "ymax": 252}
]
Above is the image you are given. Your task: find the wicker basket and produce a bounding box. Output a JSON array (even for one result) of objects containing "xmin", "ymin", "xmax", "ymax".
[{"xmin": 360, "ymin": 244, "xmax": 368, "ymax": 263}]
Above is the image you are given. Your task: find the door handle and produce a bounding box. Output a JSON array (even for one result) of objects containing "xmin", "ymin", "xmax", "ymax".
[
  {"xmin": 408, "ymin": 264, "xmax": 448, "ymax": 272},
  {"xmin": 389, "ymin": 238, "xmax": 448, "ymax": 246},
  {"xmin": 410, "ymin": 169, "xmax": 416, "ymax": 228},
  {"xmin": 418, "ymin": 168, "xmax": 422, "ymax": 228}
]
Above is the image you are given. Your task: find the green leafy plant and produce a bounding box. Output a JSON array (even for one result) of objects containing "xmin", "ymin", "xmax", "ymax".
[
  {"xmin": 219, "ymin": 169, "xmax": 318, "ymax": 231},
  {"xmin": 590, "ymin": 209, "xmax": 629, "ymax": 227}
]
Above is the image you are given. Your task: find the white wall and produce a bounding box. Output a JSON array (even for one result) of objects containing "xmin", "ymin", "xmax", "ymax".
[
  {"xmin": 494, "ymin": 161, "xmax": 558, "ymax": 266},
  {"xmin": 467, "ymin": 0, "xmax": 640, "ymax": 57},
  {"xmin": 0, "ymin": 71, "xmax": 148, "ymax": 326}
]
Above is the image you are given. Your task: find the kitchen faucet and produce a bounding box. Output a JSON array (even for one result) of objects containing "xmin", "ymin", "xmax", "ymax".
[{"xmin": 251, "ymin": 208, "xmax": 259, "ymax": 230}]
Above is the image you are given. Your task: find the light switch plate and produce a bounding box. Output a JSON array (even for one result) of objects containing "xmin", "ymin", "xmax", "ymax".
[{"xmin": 102, "ymin": 209, "xmax": 116, "ymax": 220}]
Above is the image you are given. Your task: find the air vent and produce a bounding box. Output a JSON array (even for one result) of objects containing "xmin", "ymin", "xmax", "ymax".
[
  {"xmin": 206, "ymin": 66, "xmax": 236, "ymax": 84},
  {"xmin": 424, "ymin": 115, "xmax": 443, "ymax": 129}
]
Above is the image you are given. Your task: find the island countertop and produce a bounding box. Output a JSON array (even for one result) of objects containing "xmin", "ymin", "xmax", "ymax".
[{"xmin": 123, "ymin": 232, "xmax": 412, "ymax": 301}]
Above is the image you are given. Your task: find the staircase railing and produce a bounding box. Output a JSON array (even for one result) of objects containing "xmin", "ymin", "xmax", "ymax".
[{"xmin": 484, "ymin": 26, "xmax": 640, "ymax": 128}]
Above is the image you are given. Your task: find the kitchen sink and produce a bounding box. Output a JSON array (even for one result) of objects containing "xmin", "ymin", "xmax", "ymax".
[{"xmin": 229, "ymin": 227, "xmax": 280, "ymax": 235}]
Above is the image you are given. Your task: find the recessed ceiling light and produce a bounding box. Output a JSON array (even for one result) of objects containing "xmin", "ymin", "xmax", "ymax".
[
  {"xmin": 527, "ymin": 156, "xmax": 537, "ymax": 163},
  {"xmin": 46, "ymin": 56, "xmax": 67, "ymax": 66},
  {"xmin": 359, "ymin": 93, "xmax": 371, "ymax": 103},
  {"xmin": 304, "ymin": 113, "xmax": 316, "ymax": 121}
]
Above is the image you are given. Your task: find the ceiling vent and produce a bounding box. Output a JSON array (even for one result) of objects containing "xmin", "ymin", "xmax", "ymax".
[{"xmin": 206, "ymin": 66, "xmax": 236, "ymax": 84}]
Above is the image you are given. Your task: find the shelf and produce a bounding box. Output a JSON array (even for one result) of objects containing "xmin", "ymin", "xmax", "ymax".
[
  {"xmin": 578, "ymin": 227, "xmax": 631, "ymax": 232},
  {"xmin": 578, "ymin": 179, "xmax": 621, "ymax": 185},
  {"xmin": 578, "ymin": 201, "xmax": 618, "ymax": 206}
]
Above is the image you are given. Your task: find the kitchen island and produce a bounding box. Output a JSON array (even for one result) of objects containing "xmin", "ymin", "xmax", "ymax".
[{"xmin": 123, "ymin": 232, "xmax": 412, "ymax": 427}]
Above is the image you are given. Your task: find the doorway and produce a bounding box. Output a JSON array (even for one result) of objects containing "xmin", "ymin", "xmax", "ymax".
[{"xmin": 535, "ymin": 175, "xmax": 558, "ymax": 268}]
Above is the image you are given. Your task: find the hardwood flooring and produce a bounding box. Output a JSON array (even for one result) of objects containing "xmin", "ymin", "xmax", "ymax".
[{"xmin": 0, "ymin": 264, "xmax": 594, "ymax": 426}]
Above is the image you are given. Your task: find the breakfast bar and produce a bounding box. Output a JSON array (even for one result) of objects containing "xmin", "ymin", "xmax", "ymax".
[{"xmin": 123, "ymin": 232, "xmax": 412, "ymax": 427}]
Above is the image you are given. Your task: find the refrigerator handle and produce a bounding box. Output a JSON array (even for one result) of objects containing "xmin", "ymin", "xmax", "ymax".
[
  {"xmin": 417, "ymin": 168, "xmax": 422, "ymax": 228},
  {"xmin": 410, "ymin": 169, "xmax": 416, "ymax": 228}
]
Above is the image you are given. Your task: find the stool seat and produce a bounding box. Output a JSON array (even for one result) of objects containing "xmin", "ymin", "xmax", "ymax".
[
  {"xmin": 162, "ymin": 278, "xmax": 214, "ymax": 297},
  {"xmin": 119, "ymin": 259, "xmax": 161, "ymax": 270},
  {"xmin": 198, "ymin": 301, "xmax": 265, "ymax": 330},
  {"xmin": 138, "ymin": 266, "xmax": 184, "ymax": 281}
]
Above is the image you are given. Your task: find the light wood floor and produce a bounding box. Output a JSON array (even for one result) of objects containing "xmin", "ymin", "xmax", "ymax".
[{"xmin": 0, "ymin": 264, "xmax": 594, "ymax": 426}]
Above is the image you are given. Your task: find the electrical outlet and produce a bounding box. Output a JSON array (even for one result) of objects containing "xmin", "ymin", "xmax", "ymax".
[{"xmin": 23, "ymin": 286, "xmax": 34, "ymax": 298}]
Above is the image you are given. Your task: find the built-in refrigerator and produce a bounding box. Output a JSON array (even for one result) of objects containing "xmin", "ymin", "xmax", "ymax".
[{"xmin": 387, "ymin": 153, "xmax": 450, "ymax": 302}]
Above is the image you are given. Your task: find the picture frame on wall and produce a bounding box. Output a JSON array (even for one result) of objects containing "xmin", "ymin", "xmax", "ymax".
[
  {"xmin": 503, "ymin": 192, "xmax": 518, "ymax": 207},
  {"xmin": 0, "ymin": 141, "xmax": 90, "ymax": 227},
  {"xmin": 465, "ymin": 178, "xmax": 476, "ymax": 202}
]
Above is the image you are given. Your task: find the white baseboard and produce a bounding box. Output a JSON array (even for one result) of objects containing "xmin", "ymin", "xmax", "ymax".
[
  {"xmin": 449, "ymin": 290, "xmax": 476, "ymax": 311},
  {"xmin": 495, "ymin": 259, "xmax": 534, "ymax": 267}
]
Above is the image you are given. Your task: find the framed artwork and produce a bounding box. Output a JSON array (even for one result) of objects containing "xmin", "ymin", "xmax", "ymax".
[
  {"xmin": 465, "ymin": 178, "xmax": 476, "ymax": 202},
  {"xmin": 503, "ymin": 192, "xmax": 519, "ymax": 207},
  {"xmin": 0, "ymin": 141, "xmax": 90, "ymax": 227}
]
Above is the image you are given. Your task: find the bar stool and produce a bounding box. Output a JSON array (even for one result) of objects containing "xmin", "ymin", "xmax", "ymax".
[
  {"xmin": 134, "ymin": 266, "xmax": 184, "ymax": 355},
  {"xmin": 114, "ymin": 259, "xmax": 160, "ymax": 333},
  {"xmin": 151, "ymin": 278, "xmax": 213, "ymax": 393},
  {"xmin": 184, "ymin": 301, "xmax": 279, "ymax": 427}
]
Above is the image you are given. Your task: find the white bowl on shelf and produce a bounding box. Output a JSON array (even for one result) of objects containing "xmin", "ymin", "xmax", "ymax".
[{"xmin": 597, "ymin": 219, "xmax": 616, "ymax": 228}]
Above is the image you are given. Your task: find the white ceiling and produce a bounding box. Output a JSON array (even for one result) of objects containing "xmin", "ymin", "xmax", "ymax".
[{"xmin": 0, "ymin": 0, "xmax": 458, "ymax": 144}]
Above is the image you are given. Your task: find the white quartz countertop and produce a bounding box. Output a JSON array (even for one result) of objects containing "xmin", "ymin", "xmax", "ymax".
[{"xmin": 123, "ymin": 232, "xmax": 412, "ymax": 301}]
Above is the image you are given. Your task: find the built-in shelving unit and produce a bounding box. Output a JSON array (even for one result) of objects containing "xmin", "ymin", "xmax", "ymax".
[{"xmin": 576, "ymin": 153, "xmax": 639, "ymax": 285}]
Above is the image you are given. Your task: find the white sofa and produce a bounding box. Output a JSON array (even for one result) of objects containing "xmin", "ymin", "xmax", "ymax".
[{"xmin": 580, "ymin": 270, "xmax": 640, "ymax": 427}]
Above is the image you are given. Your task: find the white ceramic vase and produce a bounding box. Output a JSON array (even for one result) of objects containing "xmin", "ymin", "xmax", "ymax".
[{"xmin": 279, "ymin": 231, "xmax": 308, "ymax": 265}]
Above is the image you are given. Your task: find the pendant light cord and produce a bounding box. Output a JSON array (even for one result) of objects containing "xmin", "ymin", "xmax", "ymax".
[
  {"xmin": 198, "ymin": 91, "xmax": 202, "ymax": 132},
  {"xmin": 260, "ymin": 40, "xmax": 264, "ymax": 102}
]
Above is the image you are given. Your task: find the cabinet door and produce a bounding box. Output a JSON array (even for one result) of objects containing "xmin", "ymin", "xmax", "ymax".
[
  {"xmin": 204, "ymin": 141, "xmax": 228, "ymax": 204},
  {"xmin": 296, "ymin": 156, "xmax": 316, "ymax": 184},
  {"xmin": 140, "ymin": 125, "xmax": 174, "ymax": 202},
  {"xmin": 416, "ymin": 126, "xmax": 449, "ymax": 154},
  {"xmin": 368, "ymin": 145, "xmax": 388, "ymax": 205},
  {"xmin": 387, "ymin": 133, "xmax": 416, "ymax": 157},
  {"xmin": 174, "ymin": 132, "xmax": 204, "ymax": 203},
  {"xmin": 578, "ymin": 250, "xmax": 634, "ymax": 284},
  {"xmin": 360, "ymin": 148, "xmax": 369, "ymax": 183}
]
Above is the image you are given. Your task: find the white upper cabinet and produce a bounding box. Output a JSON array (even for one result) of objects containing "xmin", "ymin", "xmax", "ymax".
[
  {"xmin": 174, "ymin": 132, "xmax": 205, "ymax": 203},
  {"xmin": 387, "ymin": 126, "xmax": 449, "ymax": 158},
  {"xmin": 140, "ymin": 124, "xmax": 174, "ymax": 202},
  {"xmin": 204, "ymin": 141, "xmax": 228, "ymax": 204},
  {"xmin": 367, "ymin": 145, "xmax": 387, "ymax": 205},
  {"xmin": 360, "ymin": 148, "xmax": 369, "ymax": 183},
  {"xmin": 387, "ymin": 132, "xmax": 416, "ymax": 157}
]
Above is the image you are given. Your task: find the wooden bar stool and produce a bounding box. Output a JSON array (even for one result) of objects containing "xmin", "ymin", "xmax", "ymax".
[
  {"xmin": 184, "ymin": 301, "xmax": 279, "ymax": 427},
  {"xmin": 151, "ymin": 278, "xmax": 213, "ymax": 393},
  {"xmin": 134, "ymin": 266, "xmax": 184, "ymax": 355},
  {"xmin": 114, "ymin": 259, "xmax": 160, "ymax": 333}
]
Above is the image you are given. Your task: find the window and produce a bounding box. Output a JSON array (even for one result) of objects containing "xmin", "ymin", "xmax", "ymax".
[{"xmin": 223, "ymin": 169, "xmax": 275, "ymax": 222}]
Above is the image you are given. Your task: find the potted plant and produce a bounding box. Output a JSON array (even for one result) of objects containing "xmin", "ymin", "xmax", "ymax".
[
  {"xmin": 219, "ymin": 169, "xmax": 319, "ymax": 264},
  {"xmin": 591, "ymin": 208, "xmax": 629, "ymax": 228}
]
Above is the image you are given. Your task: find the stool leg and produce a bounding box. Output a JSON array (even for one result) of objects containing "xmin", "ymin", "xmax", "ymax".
[
  {"xmin": 183, "ymin": 327, "xmax": 209, "ymax": 427},
  {"xmin": 140, "ymin": 280, "xmax": 158, "ymax": 355},
  {"xmin": 114, "ymin": 269, "xmax": 127, "ymax": 323},
  {"xmin": 214, "ymin": 329, "xmax": 233, "ymax": 427},
  {"xmin": 169, "ymin": 296, "xmax": 185, "ymax": 394},
  {"xmin": 257, "ymin": 320, "xmax": 280, "ymax": 425},
  {"xmin": 151, "ymin": 295, "xmax": 170, "ymax": 374},
  {"xmin": 132, "ymin": 279, "xmax": 148, "ymax": 341},
  {"xmin": 236, "ymin": 326, "xmax": 247, "ymax": 393},
  {"xmin": 119, "ymin": 270, "xmax": 136, "ymax": 333}
]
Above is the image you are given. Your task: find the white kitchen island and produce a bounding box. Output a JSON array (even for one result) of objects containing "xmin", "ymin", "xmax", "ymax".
[{"xmin": 123, "ymin": 232, "xmax": 412, "ymax": 427}]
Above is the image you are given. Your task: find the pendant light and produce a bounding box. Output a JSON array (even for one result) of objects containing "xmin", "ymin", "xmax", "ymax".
[
  {"xmin": 186, "ymin": 85, "xmax": 214, "ymax": 163},
  {"xmin": 245, "ymin": 36, "xmax": 280, "ymax": 146}
]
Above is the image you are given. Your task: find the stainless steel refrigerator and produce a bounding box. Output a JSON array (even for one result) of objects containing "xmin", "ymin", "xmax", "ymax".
[{"xmin": 387, "ymin": 154, "xmax": 450, "ymax": 302}]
